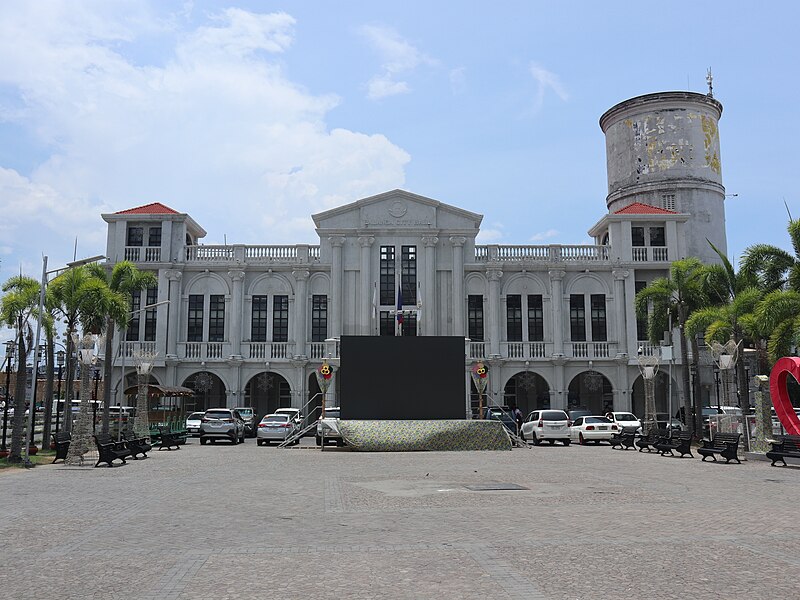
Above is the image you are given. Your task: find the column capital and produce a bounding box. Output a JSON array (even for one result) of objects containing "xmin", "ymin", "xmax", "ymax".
[
  {"xmin": 548, "ymin": 269, "xmax": 566, "ymax": 281},
  {"xmin": 357, "ymin": 236, "xmax": 375, "ymax": 247},
  {"xmin": 292, "ymin": 269, "xmax": 311, "ymax": 281},
  {"xmin": 449, "ymin": 236, "xmax": 467, "ymax": 248},
  {"xmin": 164, "ymin": 269, "xmax": 183, "ymax": 281},
  {"xmin": 227, "ymin": 269, "xmax": 245, "ymax": 282},
  {"xmin": 487, "ymin": 269, "xmax": 503, "ymax": 282},
  {"xmin": 612, "ymin": 269, "xmax": 630, "ymax": 281},
  {"xmin": 421, "ymin": 236, "xmax": 439, "ymax": 247},
  {"xmin": 329, "ymin": 236, "xmax": 346, "ymax": 248}
]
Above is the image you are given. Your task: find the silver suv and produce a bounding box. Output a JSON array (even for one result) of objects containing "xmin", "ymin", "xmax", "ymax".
[
  {"xmin": 234, "ymin": 406, "xmax": 257, "ymax": 437},
  {"xmin": 200, "ymin": 409, "xmax": 246, "ymax": 445}
]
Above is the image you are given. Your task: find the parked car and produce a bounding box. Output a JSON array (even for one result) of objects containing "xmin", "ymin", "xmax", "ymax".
[
  {"xmin": 520, "ymin": 409, "xmax": 571, "ymax": 446},
  {"xmin": 274, "ymin": 407, "xmax": 303, "ymax": 427},
  {"xmin": 568, "ymin": 409, "xmax": 593, "ymax": 422},
  {"xmin": 484, "ymin": 407, "xmax": 517, "ymax": 434},
  {"xmin": 234, "ymin": 406, "xmax": 257, "ymax": 437},
  {"xmin": 185, "ymin": 411, "xmax": 204, "ymax": 436},
  {"xmin": 570, "ymin": 415, "xmax": 617, "ymax": 444},
  {"xmin": 655, "ymin": 412, "xmax": 684, "ymax": 431},
  {"xmin": 257, "ymin": 413, "xmax": 299, "ymax": 445},
  {"xmin": 200, "ymin": 409, "xmax": 246, "ymax": 445},
  {"xmin": 605, "ymin": 411, "xmax": 642, "ymax": 433},
  {"xmin": 316, "ymin": 407, "xmax": 343, "ymax": 446}
]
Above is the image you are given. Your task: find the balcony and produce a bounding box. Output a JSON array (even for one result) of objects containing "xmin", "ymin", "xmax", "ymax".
[
  {"xmin": 475, "ymin": 244, "xmax": 609, "ymax": 263},
  {"xmin": 245, "ymin": 342, "xmax": 294, "ymax": 360},
  {"xmin": 181, "ymin": 342, "xmax": 227, "ymax": 360},
  {"xmin": 502, "ymin": 342, "xmax": 550, "ymax": 359},
  {"xmin": 567, "ymin": 342, "xmax": 613, "ymax": 359},
  {"xmin": 184, "ymin": 244, "xmax": 321, "ymax": 265},
  {"xmin": 632, "ymin": 246, "xmax": 669, "ymax": 262},
  {"xmin": 124, "ymin": 246, "xmax": 161, "ymax": 262},
  {"xmin": 120, "ymin": 341, "xmax": 157, "ymax": 358}
]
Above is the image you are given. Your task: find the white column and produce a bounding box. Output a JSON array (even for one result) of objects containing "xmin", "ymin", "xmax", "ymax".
[
  {"xmin": 422, "ymin": 236, "xmax": 438, "ymax": 336},
  {"xmin": 165, "ymin": 270, "xmax": 182, "ymax": 358},
  {"xmin": 358, "ymin": 236, "xmax": 374, "ymax": 335},
  {"xmin": 450, "ymin": 236, "xmax": 466, "ymax": 336},
  {"xmin": 613, "ymin": 269, "xmax": 629, "ymax": 356},
  {"xmin": 292, "ymin": 269, "xmax": 310, "ymax": 357},
  {"xmin": 329, "ymin": 236, "xmax": 345, "ymax": 337},
  {"xmin": 487, "ymin": 268, "xmax": 503, "ymax": 356},
  {"xmin": 549, "ymin": 270, "xmax": 565, "ymax": 356},
  {"xmin": 227, "ymin": 269, "xmax": 245, "ymax": 358}
]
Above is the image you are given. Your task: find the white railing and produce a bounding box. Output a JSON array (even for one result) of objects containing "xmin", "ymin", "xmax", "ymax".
[
  {"xmin": 120, "ymin": 341, "xmax": 157, "ymax": 358},
  {"xmin": 529, "ymin": 342, "xmax": 547, "ymax": 358},
  {"xmin": 568, "ymin": 341, "xmax": 614, "ymax": 358},
  {"xmin": 247, "ymin": 342, "xmax": 293, "ymax": 359},
  {"xmin": 185, "ymin": 245, "xmax": 235, "ymax": 262},
  {"xmin": 501, "ymin": 341, "xmax": 549, "ymax": 359},
  {"xmin": 182, "ymin": 342, "xmax": 225, "ymax": 360},
  {"xmin": 572, "ymin": 342, "xmax": 589, "ymax": 358},
  {"xmin": 309, "ymin": 342, "xmax": 326, "ymax": 359},
  {"xmin": 593, "ymin": 342, "xmax": 609, "ymax": 358},
  {"xmin": 469, "ymin": 342, "xmax": 486, "ymax": 359},
  {"xmin": 245, "ymin": 246, "xmax": 298, "ymax": 261},
  {"xmin": 632, "ymin": 247, "xmax": 648, "ymax": 261},
  {"xmin": 652, "ymin": 247, "xmax": 669, "ymax": 261},
  {"xmin": 308, "ymin": 246, "xmax": 321, "ymax": 260},
  {"xmin": 497, "ymin": 246, "xmax": 550, "ymax": 261},
  {"xmin": 636, "ymin": 341, "xmax": 659, "ymax": 357},
  {"xmin": 475, "ymin": 244, "xmax": 609, "ymax": 262},
  {"xmin": 124, "ymin": 246, "xmax": 161, "ymax": 262}
]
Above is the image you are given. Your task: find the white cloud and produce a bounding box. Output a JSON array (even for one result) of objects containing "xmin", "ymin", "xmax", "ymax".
[
  {"xmin": 360, "ymin": 24, "xmax": 437, "ymax": 99},
  {"xmin": 530, "ymin": 228, "xmax": 560, "ymax": 242},
  {"xmin": 476, "ymin": 222, "xmax": 505, "ymax": 243},
  {"xmin": 0, "ymin": 5, "xmax": 410, "ymax": 281},
  {"xmin": 529, "ymin": 62, "xmax": 569, "ymax": 112}
]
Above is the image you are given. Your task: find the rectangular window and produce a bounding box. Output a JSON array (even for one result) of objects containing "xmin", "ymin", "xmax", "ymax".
[
  {"xmin": 148, "ymin": 226, "xmax": 162, "ymax": 247},
  {"xmin": 402, "ymin": 312, "xmax": 417, "ymax": 336},
  {"xmin": 570, "ymin": 294, "xmax": 586, "ymax": 342},
  {"xmin": 649, "ymin": 226, "xmax": 665, "ymax": 247},
  {"xmin": 527, "ymin": 295, "xmax": 544, "ymax": 342},
  {"xmin": 187, "ymin": 295, "xmax": 204, "ymax": 342},
  {"xmin": 251, "ymin": 295, "xmax": 268, "ymax": 342},
  {"xmin": 127, "ymin": 291, "xmax": 141, "ymax": 341},
  {"xmin": 506, "ymin": 295, "xmax": 523, "ymax": 341},
  {"xmin": 208, "ymin": 295, "xmax": 225, "ymax": 342},
  {"xmin": 272, "ymin": 295, "xmax": 289, "ymax": 342},
  {"xmin": 590, "ymin": 294, "xmax": 607, "ymax": 342},
  {"xmin": 631, "ymin": 226, "xmax": 645, "ymax": 247},
  {"xmin": 144, "ymin": 287, "xmax": 158, "ymax": 342},
  {"xmin": 467, "ymin": 295, "xmax": 484, "ymax": 342},
  {"xmin": 379, "ymin": 311, "xmax": 394, "ymax": 336},
  {"xmin": 379, "ymin": 245, "xmax": 395, "ymax": 305},
  {"xmin": 127, "ymin": 226, "xmax": 143, "ymax": 247},
  {"xmin": 401, "ymin": 245, "xmax": 417, "ymax": 305},
  {"xmin": 311, "ymin": 295, "xmax": 328, "ymax": 342},
  {"xmin": 635, "ymin": 281, "xmax": 648, "ymax": 341}
]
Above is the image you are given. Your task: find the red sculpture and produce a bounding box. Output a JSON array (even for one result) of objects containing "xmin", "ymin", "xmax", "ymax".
[{"xmin": 769, "ymin": 357, "xmax": 800, "ymax": 435}]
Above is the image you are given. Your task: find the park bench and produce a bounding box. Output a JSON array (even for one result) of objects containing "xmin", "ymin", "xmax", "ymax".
[
  {"xmin": 610, "ymin": 426, "xmax": 639, "ymax": 450},
  {"xmin": 635, "ymin": 428, "xmax": 669, "ymax": 453},
  {"xmin": 765, "ymin": 434, "xmax": 800, "ymax": 467},
  {"xmin": 51, "ymin": 432, "xmax": 71, "ymax": 463},
  {"xmin": 121, "ymin": 431, "xmax": 152, "ymax": 459},
  {"xmin": 157, "ymin": 426, "xmax": 182, "ymax": 451},
  {"xmin": 93, "ymin": 435, "xmax": 131, "ymax": 468},
  {"xmin": 698, "ymin": 432, "xmax": 741, "ymax": 463},
  {"xmin": 655, "ymin": 431, "xmax": 694, "ymax": 458}
]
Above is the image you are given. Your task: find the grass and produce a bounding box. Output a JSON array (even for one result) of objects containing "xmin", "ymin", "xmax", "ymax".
[{"xmin": 0, "ymin": 448, "xmax": 56, "ymax": 470}]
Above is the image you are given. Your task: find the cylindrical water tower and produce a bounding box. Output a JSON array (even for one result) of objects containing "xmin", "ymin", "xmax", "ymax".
[{"xmin": 600, "ymin": 91, "xmax": 726, "ymax": 264}]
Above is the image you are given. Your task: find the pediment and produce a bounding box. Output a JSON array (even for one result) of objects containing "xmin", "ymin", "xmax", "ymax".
[{"xmin": 312, "ymin": 189, "xmax": 483, "ymax": 231}]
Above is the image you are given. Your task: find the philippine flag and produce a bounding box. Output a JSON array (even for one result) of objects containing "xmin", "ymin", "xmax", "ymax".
[{"xmin": 396, "ymin": 285, "xmax": 404, "ymax": 324}]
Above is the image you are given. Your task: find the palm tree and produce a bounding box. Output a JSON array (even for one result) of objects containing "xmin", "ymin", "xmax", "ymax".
[
  {"xmin": 39, "ymin": 290, "xmax": 61, "ymax": 449},
  {"xmin": 635, "ymin": 258, "xmax": 708, "ymax": 437},
  {"xmin": 85, "ymin": 262, "xmax": 156, "ymax": 434},
  {"xmin": 0, "ymin": 276, "xmax": 41, "ymax": 463}
]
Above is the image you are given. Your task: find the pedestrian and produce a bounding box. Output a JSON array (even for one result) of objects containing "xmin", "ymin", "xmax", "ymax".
[{"xmin": 512, "ymin": 405, "xmax": 524, "ymax": 435}]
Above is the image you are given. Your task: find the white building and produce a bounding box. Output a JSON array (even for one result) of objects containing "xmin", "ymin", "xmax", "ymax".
[{"xmin": 102, "ymin": 90, "xmax": 727, "ymax": 420}]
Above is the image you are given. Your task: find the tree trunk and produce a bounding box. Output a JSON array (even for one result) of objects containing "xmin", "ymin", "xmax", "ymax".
[
  {"xmin": 8, "ymin": 325, "xmax": 28, "ymax": 463},
  {"xmin": 678, "ymin": 308, "xmax": 694, "ymax": 439},
  {"xmin": 101, "ymin": 318, "xmax": 115, "ymax": 435},
  {"xmin": 63, "ymin": 323, "xmax": 76, "ymax": 434},
  {"xmin": 734, "ymin": 331, "xmax": 750, "ymax": 451},
  {"xmin": 41, "ymin": 339, "xmax": 55, "ymax": 450},
  {"xmin": 691, "ymin": 337, "xmax": 704, "ymax": 438}
]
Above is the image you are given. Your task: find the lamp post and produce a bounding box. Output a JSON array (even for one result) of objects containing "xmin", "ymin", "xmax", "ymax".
[
  {"xmin": 64, "ymin": 333, "xmax": 101, "ymax": 466},
  {"xmin": 133, "ymin": 349, "xmax": 157, "ymax": 441},
  {"xmin": 637, "ymin": 351, "xmax": 660, "ymax": 435},
  {"xmin": 54, "ymin": 350, "xmax": 65, "ymax": 436},
  {"xmin": 713, "ymin": 366, "xmax": 721, "ymax": 412},
  {"xmin": 2, "ymin": 340, "xmax": 14, "ymax": 451},
  {"xmin": 92, "ymin": 366, "xmax": 101, "ymax": 433},
  {"xmin": 710, "ymin": 338, "xmax": 743, "ymax": 447}
]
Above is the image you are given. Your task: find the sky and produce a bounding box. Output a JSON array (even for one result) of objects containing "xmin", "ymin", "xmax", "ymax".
[{"xmin": 2, "ymin": 1, "xmax": 799, "ymax": 316}]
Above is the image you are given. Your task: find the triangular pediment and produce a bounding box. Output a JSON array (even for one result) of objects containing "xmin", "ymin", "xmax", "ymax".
[{"xmin": 312, "ymin": 189, "xmax": 483, "ymax": 231}]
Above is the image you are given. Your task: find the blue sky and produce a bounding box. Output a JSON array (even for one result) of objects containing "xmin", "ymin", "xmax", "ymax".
[{"xmin": 1, "ymin": 1, "xmax": 799, "ymax": 306}]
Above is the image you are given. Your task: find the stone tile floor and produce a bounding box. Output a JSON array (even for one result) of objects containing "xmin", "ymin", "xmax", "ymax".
[{"xmin": 1, "ymin": 439, "xmax": 798, "ymax": 599}]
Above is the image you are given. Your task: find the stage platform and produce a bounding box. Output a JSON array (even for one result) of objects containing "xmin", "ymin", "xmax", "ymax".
[{"xmin": 335, "ymin": 419, "xmax": 512, "ymax": 452}]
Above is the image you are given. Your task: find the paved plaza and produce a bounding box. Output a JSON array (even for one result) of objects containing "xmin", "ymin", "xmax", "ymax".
[{"xmin": 1, "ymin": 439, "xmax": 798, "ymax": 599}]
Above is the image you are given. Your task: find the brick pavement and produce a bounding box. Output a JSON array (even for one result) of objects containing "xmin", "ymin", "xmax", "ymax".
[{"xmin": 1, "ymin": 439, "xmax": 798, "ymax": 599}]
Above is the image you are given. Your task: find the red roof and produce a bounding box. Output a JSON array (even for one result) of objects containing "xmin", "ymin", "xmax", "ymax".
[
  {"xmin": 115, "ymin": 202, "xmax": 180, "ymax": 215},
  {"xmin": 614, "ymin": 202, "xmax": 678, "ymax": 215}
]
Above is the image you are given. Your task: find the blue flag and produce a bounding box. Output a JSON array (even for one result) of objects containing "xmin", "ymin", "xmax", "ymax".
[{"xmin": 396, "ymin": 285, "xmax": 404, "ymax": 324}]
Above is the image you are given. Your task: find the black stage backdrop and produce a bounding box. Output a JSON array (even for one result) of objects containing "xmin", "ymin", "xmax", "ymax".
[{"xmin": 339, "ymin": 336, "xmax": 465, "ymax": 420}]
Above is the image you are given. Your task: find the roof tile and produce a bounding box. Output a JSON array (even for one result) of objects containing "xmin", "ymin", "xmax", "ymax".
[
  {"xmin": 614, "ymin": 202, "xmax": 678, "ymax": 215},
  {"xmin": 115, "ymin": 202, "xmax": 179, "ymax": 215}
]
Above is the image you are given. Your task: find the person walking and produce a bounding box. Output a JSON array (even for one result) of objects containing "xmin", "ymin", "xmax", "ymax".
[{"xmin": 512, "ymin": 405, "xmax": 524, "ymax": 435}]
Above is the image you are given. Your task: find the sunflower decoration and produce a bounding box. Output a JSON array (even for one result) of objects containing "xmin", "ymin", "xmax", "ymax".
[
  {"xmin": 315, "ymin": 360, "xmax": 335, "ymax": 392},
  {"xmin": 471, "ymin": 361, "xmax": 489, "ymax": 393}
]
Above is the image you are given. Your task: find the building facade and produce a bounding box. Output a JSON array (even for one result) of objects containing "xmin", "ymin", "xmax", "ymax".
[{"xmin": 101, "ymin": 90, "xmax": 727, "ymax": 420}]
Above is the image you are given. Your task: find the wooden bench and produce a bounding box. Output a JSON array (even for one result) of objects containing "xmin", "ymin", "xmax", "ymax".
[
  {"xmin": 610, "ymin": 426, "xmax": 639, "ymax": 450},
  {"xmin": 121, "ymin": 431, "xmax": 152, "ymax": 459},
  {"xmin": 157, "ymin": 426, "xmax": 182, "ymax": 451},
  {"xmin": 635, "ymin": 428, "xmax": 669, "ymax": 453},
  {"xmin": 655, "ymin": 431, "xmax": 694, "ymax": 458},
  {"xmin": 51, "ymin": 432, "xmax": 71, "ymax": 463},
  {"xmin": 93, "ymin": 435, "xmax": 131, "ymax": 468},
  {"xmin": 698, "ymin": 432, "xmax": 741, "ymax": 463},
  {"xmin": 766, "ymin": 434, "xmax": 800, "ymax": 467}
]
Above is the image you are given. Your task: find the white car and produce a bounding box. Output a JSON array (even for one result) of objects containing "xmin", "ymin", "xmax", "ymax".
[
  {"xmin": 606, "ymin": 412, "xmax": 642, "ymax": 433},
  {"xmin": 256, "ymin": 413, "xmax": 299, "ymax": 445},
  {"xmin": 274, "ymin": 407, "xmax": 303, "ymax": 426},
  {"xmin": 184, "ymin": 411, "xmax": 204, "ymax": 436},
  {"xmin": 571, "ymin": 416, "xmax": 618, "ymax": 444},
  {"xmin": 316, "ymin": 407, "xmax": 344, "ymax": 446},
  {"xmin": 520, "ymin": 409, "xmax": 571, "ymax": 446}
]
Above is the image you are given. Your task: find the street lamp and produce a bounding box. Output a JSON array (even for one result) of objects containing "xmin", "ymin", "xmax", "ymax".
[
  {"xmin": 637, "ymin": 351, "xmax": 660, "ymax": 435},
  {"xmin": 710, "ymin": 338, "xmax": 744, "ymax": 448},
  {"xmin": 54, "ymin": 350, "xmax": 65, "ymax": 436},
  {"xmin": 133, "ymin": 349, "xmax": 157, "ymax": 441},
  {"xmin": 64, "ymin": 333, "xmax": 102, "ymax": 466},
  {"xmin": 2, "ymin": 341, "xmax": 14, "ymax": 452}
]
